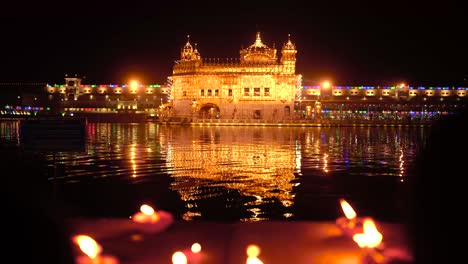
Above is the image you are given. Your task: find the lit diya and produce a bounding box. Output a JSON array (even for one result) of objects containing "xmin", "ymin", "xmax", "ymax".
[
  {"xmin": 73, "ymin": 234, "xmax": 119, "ymax": 264},
  {"xmin": 336, "ymin": 198, "xmax": 365, "ymax": 237},
  {"xmin": 354, "ymin": 218, "xmax": 413, "ymax": 264},
  {"xmin": 131, "ymin": 203, "xmax": 173, "ymax": 233},
  {"xmin": 353, "ymin": 218, "xmax": 385, "ymax": 264},
  {"xmin": 245, "ymin": 244, "xmax": 264, "ymax": 264},
  {"xmin": 174, "ymin": 242, "xmax": 204, "ymax": 264}
]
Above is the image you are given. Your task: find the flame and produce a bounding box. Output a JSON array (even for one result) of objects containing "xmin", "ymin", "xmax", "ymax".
[
  {"xmin": 246, "ymin": 244, "xmax": 261, "ymax": 258},
  {"xmin": 246, "ymin": 256, "xmax": 264, "ymax": 264},
  {"xmin": 352, "ymin": 218, "xmax": 383, "ymax": 248},
  {"xmin": 339, "ymin": 199, "xmax": 357, "ymax": 220},
  {"xmin": 172, "ymin": 251, "xmax": 187, "ymax": 264},
  {"xmin": 191, "ymin": 242, "xmax": 202, "ymax": 253},
  {"xmin": 73, "ymin": 235, "xmax": 102, "ymax": 259},
  {"xmin": 140, "ymin": 204, "xmax": 155, "ymax": 215}
]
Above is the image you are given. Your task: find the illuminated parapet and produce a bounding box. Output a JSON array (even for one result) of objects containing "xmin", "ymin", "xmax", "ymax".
[
  {"xmin": 145, "ymin": 86, "xmax": 154, "ymax": 94},
  {"xmin": 408, "ymin": 88, "xmax": 419, "ymax": 97},
  {"xmin": 161, "ymin": 87, "xmax": 169, "ymax": 94},
  {"xmin": 380, "ymin": 88, "xmax": 392, "ymax": 97},
  {"xmin": 456, "ymin": 88, "xmax": 466, "ymax": 97},
  {"xmin": 98, "ymin": 85, "xmax": 107, "ymax": 94},
  {"xmin": 364, "ymin": 87, "xmax": 376, "ymax": 97},
  {"xmin": 58, "ymin": 86, "xmax": 66, "ymax": 94},
  {"xmin": 440, "ymin": 87, "xmax": 452, "ymax": 97},
  {"xmin": 305, "ymin": 86, "xmax": 320, "ymax": 96},
  {"xmin": 80, "ymin": 85, "xmax": 93, "ymax": 94},
  {"xmin": 424, "ymin": 89, "xmax": 436, "ymax": 97},
  {"xmin": 332, "ymin": 86, "xmax": 344, "ymax": 96},
  {"xmin": 47, "ymin": 85, "xmax": 56, "ymax": 93},
  {"xmin": 348, "ymin": 87, "xmax": 360, "ymax": 96},
  {"xmin": 113, "ymin": 86, "xmax": 123, "ymax": 94}
]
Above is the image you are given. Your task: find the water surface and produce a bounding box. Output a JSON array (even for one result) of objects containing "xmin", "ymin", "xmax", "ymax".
[{"xmin": 1, "ymin": 121, "xmax": 427, "ymax": 222}]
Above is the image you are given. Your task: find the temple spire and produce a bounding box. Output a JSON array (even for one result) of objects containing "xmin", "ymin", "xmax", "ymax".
[{"xmin": 255, "ymin": 32, "xmax": 263, "ymax": 47}]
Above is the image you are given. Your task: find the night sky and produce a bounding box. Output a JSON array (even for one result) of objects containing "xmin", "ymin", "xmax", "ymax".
[{"xmin": 1, "ymin": 1, "xmax": 466, "ymax": 86}]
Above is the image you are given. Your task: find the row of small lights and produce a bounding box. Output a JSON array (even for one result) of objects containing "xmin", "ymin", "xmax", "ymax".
[
  {"xmin": 49, "ymin": 84, "xmax": 164, "ymax": 88},
  {"xmin": 319, "ymin": 110, "xmax": 448, "ymax": 114},
  {"xmin": 49, "ymin": 83, "xmax": 467, "ymax": 90},
  {"xmin": 4, "ymin": 105, "xmax": 50, "ymax": 111},
  {"xmin": 303, "ymin": 85, "xmax": 467, "ymax": 90}
]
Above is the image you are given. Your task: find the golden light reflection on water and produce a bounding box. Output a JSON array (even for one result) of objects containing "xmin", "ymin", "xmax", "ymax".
[
  {"xmin": 1, "ymin": 121, "xmax": 428, "ymax": 221},
  {"xmin": 161, "ymin": 126, "xmax": 300, "ymax": 221}
]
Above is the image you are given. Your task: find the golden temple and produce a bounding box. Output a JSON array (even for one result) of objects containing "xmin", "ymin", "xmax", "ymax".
[{"xmin": 169, "ymin": 32, "xmax": 302, "ymax": 121}]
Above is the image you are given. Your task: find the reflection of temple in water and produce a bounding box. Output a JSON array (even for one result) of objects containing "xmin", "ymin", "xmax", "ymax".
[{"xmin": 161, "ymin": 126, "xmax": 301, "ymax": 220}]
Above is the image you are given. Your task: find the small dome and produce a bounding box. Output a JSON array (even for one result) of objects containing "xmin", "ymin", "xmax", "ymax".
[
  {"xmin": 282, "ymin": 34, "xmax": 296, "ymax": 50},
  {"xmin": 182, "ymin": 35, "xmax": 193, "ymax": 52}
]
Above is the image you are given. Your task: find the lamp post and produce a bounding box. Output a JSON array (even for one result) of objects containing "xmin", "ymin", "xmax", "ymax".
[{"xmin": 321, "ymin": 81, "xmax": 332, "ymax": 101}]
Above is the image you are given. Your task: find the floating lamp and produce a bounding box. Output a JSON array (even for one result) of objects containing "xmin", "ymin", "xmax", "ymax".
[
  {"xmin": 246, "ymin": 244, "xmax": 264, "ymax": 264},
  {"xmin": 336, "ymin": 198, "xmax": 364, "ymax": 237},
  {"xmin": 172, "ymin": 251, "xmax": 187, "ymax": 264},
  {"xmin": 73, "ymin": 235, "xmax": 119, "ymax": 264},
  {"xmin": 131, "ymin": 203, "xmax": 173, "ymax": 233}
]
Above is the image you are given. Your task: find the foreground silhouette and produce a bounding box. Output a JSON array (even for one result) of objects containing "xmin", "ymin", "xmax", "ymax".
[{"xmin": 406, "ymin": 107, "xmax": 468, "ymax": 263}]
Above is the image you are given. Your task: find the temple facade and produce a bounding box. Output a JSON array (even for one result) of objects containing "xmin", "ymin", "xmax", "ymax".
[{"xmin": 169, "ymin": 32, "xmax": 302, "ymax": 120}]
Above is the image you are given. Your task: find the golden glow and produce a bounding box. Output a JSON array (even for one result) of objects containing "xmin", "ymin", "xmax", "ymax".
[
  {"xmin": 172, "ymin": 251, "xmax": 188, "ymax": 264},
  {"xmin": 140, "ymin": 204, "xmax": 155, "ymax": 215},
  {"xmin": 339, "ymin": 199, "xmax": 357, "ymax": 220},
  {"xmin": 171, "ymin": 32, "xmax": 300, "ymax": 119},
  {"xmin": 353, "ymin": 218, "xmax": 383, "ymax": 248},
  {"xmin": 246, "ymin": 257, "xmax": 264, "ymax": 264},
  {"xmin": 130, "ymin": 80, "xmax": 139, "ymax": 89},
  {"xmin": 321, "ymin": 81, "xmax": 331, "ymax": 89},
  {"xmin": 191, "ymin": 243, "xmax": 202, "ymax": 253},
  {"xmin": 133, "ymin": 204, "xmax": 160, "ymax": 223},
  {"xmin": 130, "ymin": 145, "xmax": 137, "ymax": 178},
  {"xmin": 165, "ymin": 127, "xmax": 298, "ymax": 221},
  {"xmin": 73, "ymin": 235, "xmax": 102, "ymax": 259},
  {"xmin": 323, "ymin": 153, "xmax": 329, "ymax": 173},
  {"xmin": 246, "ymin": 244, "xmax": 261, "ymax": 257}
]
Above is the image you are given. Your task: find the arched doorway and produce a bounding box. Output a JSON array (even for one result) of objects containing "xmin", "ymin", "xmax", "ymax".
[{"xmin": 199, "ymin": 103, "xmax": 220, "ymax": 119}]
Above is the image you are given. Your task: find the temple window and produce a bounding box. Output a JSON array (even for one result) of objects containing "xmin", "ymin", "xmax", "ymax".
[
  {"xmin": 207, "ymin": 89, "xmax": 212, "ymax": 96},
  {"xmin": 215, "ymin": 89, "xmax": 219, "ymax": 97},
  {"xmin": 254, "ymin": 87, "xmax": 260, "ymax": 96},
  {"xmin": 228, "ymin": 89, "xmax": 233, "ymax": 97},
  {"xmin": 264, "ymin": 87, "xmax": 270, "ymax": 96},
  {"xmin": 201, "ymin": 89, "xmax": 205, "ymax": 96},
  {"xmin": 244, "ymin": 87, "xmax": 250, "ymax": 96}
]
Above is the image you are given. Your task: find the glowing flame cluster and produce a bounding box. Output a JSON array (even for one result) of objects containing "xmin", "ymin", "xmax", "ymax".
[
  {"xmin": 246, "ymin": 244, "xmax": 264, "ymax": 264},
  {"xmin": 133, "ymin": 204, "xmax": 160, "ymax": 223},
  {"xmin": 339, "ymin": 199, "xmax": 357, "ymax": 220},
  {"xmin": 172, "ymin": 243, "xmax": 202, "ymax": 264},
  {"xmin": 73, "ymin": 235, "xmax": 102, "ymax": 259},
  {"xmin": 172, "ymin": 251, "xmax": 187, "ymax": 264},
  {"xmin": 353, "ymin": 218, "xmax": 383, "ymax": 248},
  {"xmin": 339, "ymin": 199, "xmax": 383, "ymax": 248}
]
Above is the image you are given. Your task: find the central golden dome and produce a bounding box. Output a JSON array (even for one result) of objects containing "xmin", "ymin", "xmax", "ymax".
[{"xmin": 240, "ymin": 32, "xmax": 277, "ymax": 64}]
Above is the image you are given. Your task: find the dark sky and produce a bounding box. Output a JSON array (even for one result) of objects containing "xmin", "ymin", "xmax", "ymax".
[{"xmin": 1, "ymin": 1, "xmax": 466, "ymax": 86}]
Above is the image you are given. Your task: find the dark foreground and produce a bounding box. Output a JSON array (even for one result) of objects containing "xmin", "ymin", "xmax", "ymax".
[{"xmin": 69, "ymin": 218, "xmax": 412, "ymax": 264}]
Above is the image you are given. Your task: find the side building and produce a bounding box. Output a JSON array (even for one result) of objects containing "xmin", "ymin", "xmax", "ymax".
[
  {"xmin": 169, "ymin": 32, "xmax": 302, "ymax": 121},
  {"xmin": 44, "ymin": 75, "xmax": 170, "ymax": 121}
]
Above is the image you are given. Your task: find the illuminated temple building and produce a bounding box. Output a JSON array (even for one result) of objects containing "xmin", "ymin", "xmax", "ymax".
[
  {"xmin": 1, "ymin": 31, "xmax": 467, "ymax": 122},
  {"xmin": 169, "ymin": 32, "xmax": 302, "ymax": 120}
]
